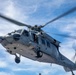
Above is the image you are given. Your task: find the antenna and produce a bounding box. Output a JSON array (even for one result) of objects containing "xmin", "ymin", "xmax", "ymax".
[{"xmin": 72, "ymin": 42, "xmax": 76, "ymax": 63}]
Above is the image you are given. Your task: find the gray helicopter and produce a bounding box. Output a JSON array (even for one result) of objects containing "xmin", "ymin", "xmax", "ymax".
[{"xmin": 0, "ymin": 7, "xmax": 76, "ymax": 75}]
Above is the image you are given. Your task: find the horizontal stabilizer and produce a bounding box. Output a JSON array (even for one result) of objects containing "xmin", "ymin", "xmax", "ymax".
[
  {"xmin": 63, "ymin": 63, "xmax": 76, "ymax": 72},
  {"xmin": 63, "ymin": 67, "xmax": 71, "ymax": 72}
]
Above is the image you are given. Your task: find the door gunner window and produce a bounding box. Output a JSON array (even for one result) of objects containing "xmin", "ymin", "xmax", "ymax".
[{"xmin": 32, "ymin": 34, "xmax": 38, "ymax": 44}]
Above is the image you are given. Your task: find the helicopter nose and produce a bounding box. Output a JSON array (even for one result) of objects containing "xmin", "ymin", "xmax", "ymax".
[
  {"xmin": 0, "ymin": 36, "xmax": 4, "ymax": 43},
  {"xmin": 13, "ymin": 34, "xmax": 20, "ymax": 41}
]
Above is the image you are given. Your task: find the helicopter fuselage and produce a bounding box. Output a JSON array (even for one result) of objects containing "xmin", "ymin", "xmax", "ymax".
[{"xmin": 1, "ymin": 29, "xmax": 59, "ymax": 63}]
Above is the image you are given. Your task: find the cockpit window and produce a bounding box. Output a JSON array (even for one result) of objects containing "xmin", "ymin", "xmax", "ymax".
[{"xmin": 22, "ymin": 30, "xmax": 29, "ymax": 36}]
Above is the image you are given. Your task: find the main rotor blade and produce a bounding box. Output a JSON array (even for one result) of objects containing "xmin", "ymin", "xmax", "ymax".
[
  {"xmin": 42, "ymin": 7, "xmax": 76, "ymax": 27},
  {"xmin": 53, "ymin": 33, "xmax": 76, "ymax": 39},
  {"xmin": 0, "ymin": 13, "xmax": 31, "ymax": 28}
]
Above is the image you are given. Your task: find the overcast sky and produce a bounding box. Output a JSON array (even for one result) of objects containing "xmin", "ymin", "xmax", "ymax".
[{"xmin": 0, "ymin": 0, "xmax": 76, "ymax": 75}]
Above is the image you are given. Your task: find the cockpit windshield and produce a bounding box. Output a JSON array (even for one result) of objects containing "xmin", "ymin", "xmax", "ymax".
[{"xmin": 8, "ymin": 29, "xmax": 22, "ymax": 35}]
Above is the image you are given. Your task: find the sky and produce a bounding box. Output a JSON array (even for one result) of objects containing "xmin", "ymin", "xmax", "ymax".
[{"xmin": 0, "ymin": 0, "xmax": 76, "ymax": 75}]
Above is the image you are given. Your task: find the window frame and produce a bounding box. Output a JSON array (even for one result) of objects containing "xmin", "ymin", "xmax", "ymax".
[{"xmin": 22, "ymin": 30, "xmax": 29, "ymax": 37}]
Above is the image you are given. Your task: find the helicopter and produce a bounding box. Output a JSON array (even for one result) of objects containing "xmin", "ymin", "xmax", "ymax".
[{"xmin": 0, "ymin": 7, "xmax": 76, "ymax": 75}]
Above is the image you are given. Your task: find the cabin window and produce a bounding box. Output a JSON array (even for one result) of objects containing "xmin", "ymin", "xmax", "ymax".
[
  {"xmin": 22, "ymin": 30, "xmax": 29, "ymax": 36},
  {"xmin": 41, "ymin": 38, "xmax": 45, "ymax": 45},
  {"xmin": 47, "ymin": 41, "xmax": 50, "ymax": 47},
  {"xmin": 32, "ymin": 34, "xmax": 38, "ymax": 44}
]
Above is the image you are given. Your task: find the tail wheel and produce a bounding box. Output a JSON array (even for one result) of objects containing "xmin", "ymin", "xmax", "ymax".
[{"xmin": 37, "ymin": 51, "xmax": 43, "ymax": 58}]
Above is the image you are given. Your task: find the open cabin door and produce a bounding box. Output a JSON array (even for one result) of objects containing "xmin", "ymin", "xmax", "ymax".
[{"xmin": 32, "ymin": 33, "xmax": 39, "ymax": 44}]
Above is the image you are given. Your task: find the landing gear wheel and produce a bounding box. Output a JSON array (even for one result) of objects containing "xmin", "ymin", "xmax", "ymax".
[
  {"xmin": 37, "ymin": 51, "xmax": 43, "ymax": 58},
  {"xmin": 15, "ymin": 55, "xmax": 20, "ymax": 64}
]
